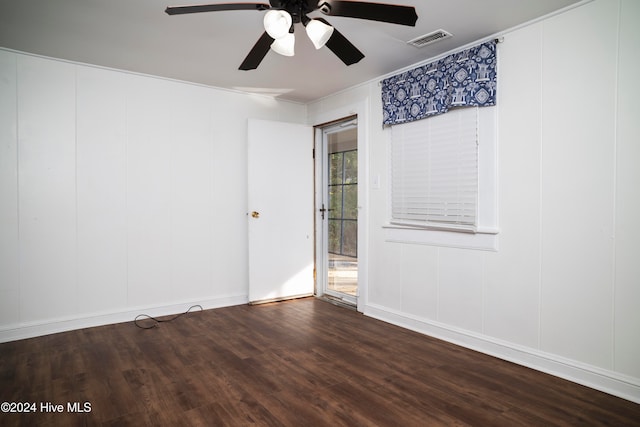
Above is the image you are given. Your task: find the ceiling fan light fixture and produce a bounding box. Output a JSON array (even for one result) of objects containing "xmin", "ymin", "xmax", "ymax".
[
  {"xmin": 263, "ymin": 9, "xmax": 292, "ymax": 39},
  {"xmin": 305, "ymin": 19, "xmax": 334, "ymax": 49},
  {"xmin": 164, "ymin": 1, "xmax": 418, "ymax": 70},
  {"xmin": 270, "ymin": 33, "xmax": 295, "ymax": 56}
]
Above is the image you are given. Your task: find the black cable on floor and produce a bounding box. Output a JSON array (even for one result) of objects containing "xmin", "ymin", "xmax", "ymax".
[{"xmin": 134, "ymin": 305, "xmax": 203, "ymax": 329}]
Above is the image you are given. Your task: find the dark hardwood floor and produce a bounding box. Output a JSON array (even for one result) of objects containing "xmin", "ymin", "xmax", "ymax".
[{"xmin": 1, "ymin": 297, "xmax": 639, "ymax": 426}]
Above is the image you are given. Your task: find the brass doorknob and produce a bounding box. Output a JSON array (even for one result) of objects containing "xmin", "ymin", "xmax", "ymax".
[{"xmin": 251, "ymin": 211, "xmax": 260, "ymax": 218}]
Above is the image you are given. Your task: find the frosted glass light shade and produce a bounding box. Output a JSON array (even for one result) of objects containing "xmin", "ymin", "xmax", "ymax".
[
  {"xmin": 306, "ymin": 19, "xmax": 334, "ymax": 49},
  {"xmin": 263, "ymin": 10, "xmax": 292, "ymax": 39},
  {"xmin": 270, "ymin": 33, "xmax": 295, "ymax": 56}
]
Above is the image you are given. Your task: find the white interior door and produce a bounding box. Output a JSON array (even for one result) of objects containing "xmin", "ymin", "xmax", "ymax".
[{"xmin": 247, "ymin": 119, "xmax": 314, "ymax": 303}]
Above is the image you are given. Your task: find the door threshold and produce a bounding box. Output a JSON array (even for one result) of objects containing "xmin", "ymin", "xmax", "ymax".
[
  {"xmin": 316, "ymin": 294, "xmax": 357, "ymax": 311},
  {"xmin": 249, "ymin": 293, "xmax": 314, "ymax": 306}
]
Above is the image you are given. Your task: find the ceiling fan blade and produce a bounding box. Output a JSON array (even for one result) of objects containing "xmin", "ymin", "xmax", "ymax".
[
  {"xmin": 165, "ymin": 3, "xmax": 270, "ymax": 15},
  {"xmin": 317, "ymin": 19, "xmax": 364, "ymax": 66},
  {"xmin": 319, "ymin": 1, "xmax": 417, "ymax": 26},
  {"xmin": 239, "ymin": 31, "xmax": 275, "ymax": 70}
]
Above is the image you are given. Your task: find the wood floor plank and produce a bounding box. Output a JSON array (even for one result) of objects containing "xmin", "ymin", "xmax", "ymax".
[{"xmin": 1, "ymin": 297, "xmax": 639, "ymax": 426}]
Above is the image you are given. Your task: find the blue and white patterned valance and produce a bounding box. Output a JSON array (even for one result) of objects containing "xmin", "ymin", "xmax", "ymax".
[{"xmin": 381, "ymin": 40, "xmax": 497, "ymax": 126}]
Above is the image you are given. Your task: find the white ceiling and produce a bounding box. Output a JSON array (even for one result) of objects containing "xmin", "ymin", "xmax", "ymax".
[{"xmin": 0, "ymin": 0, "xmax": 581, "ymax": 103}]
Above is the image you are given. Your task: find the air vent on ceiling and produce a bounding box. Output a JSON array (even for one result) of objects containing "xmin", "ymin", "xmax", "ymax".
[{"xmin": 407, "ymin": 29, "xmax": 453, "ymax": 48}]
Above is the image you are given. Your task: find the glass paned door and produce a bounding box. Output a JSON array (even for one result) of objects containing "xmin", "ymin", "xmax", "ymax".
[{"xmin": 325, "ymin": 126, "xmax": 357, "ymax": 299}]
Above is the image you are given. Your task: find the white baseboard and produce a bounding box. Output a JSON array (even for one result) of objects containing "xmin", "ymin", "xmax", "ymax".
[
  {"xmin": 0, "ymin": 294, "xmax": 248, "ymax": 343},
  {"xmin": 363, "ymin": 302, "xmax": 640, "ymax": 404}
]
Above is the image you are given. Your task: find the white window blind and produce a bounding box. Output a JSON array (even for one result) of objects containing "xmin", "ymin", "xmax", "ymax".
[{"xmin": 391, "ymin": 107, "xmax": 479, "ymax": 231}]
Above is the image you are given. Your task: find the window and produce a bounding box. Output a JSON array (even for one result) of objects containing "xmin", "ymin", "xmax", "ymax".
[
  {"xmin": 391, "ymin": 107, "xmax": 478, "ymax": 231},
  {"xmin": 329, "ymin": 149, "xmax": 358, "ymax": 257},
  {"xmin": 385, "ymin": 106, "xmax": 498, "ymax": 251}
]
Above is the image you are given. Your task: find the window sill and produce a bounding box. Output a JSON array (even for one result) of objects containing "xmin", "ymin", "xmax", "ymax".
[{"xmin": 383, "ymin": 224, "xmax": 499, "ymax": 251}]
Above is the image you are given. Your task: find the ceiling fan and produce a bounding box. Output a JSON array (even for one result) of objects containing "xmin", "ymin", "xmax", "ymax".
[{"xmin": 165, "ymin": 1, "xmax": 418, "ymax": 70}]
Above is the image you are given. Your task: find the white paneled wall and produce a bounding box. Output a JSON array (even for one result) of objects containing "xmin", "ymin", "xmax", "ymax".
[
  {"xmin": 308, "ymin": 0, "xmax": 640, "ymax": 402},
  {"xmin": 126, "ymin": 75, "xmax": 175, "ymax": 307},
  {"xmin": 76, "ymin": 66, "xmax": 128, "ymax": 314},
  {"xmin": 0, "ymin": 51, "xmax": 306, "ymax": 339},
  {"xmin": 438, "ymin": 248, "xmax": 484, "ymax": 333},
  {"xmin": 0, "ymin": 51, "xmax": 19, "ymax": 325},
  {"xmin": 18, "ymin": 56, "xmax": 78, "ymax": 322},
  {"xmin": 539, "ymin": 0, "xmax": 617, "ymax": 370},
  {"xmin": 483, "ymin": 23, "xmax": 542, "ymax": 350},
  {"xmin": 399, "ymin": 244, "xmax": 438, "ymax": 320},
  {"xmin": 614, "ymin": 0, "xmax": 640, "ymax": 379}
]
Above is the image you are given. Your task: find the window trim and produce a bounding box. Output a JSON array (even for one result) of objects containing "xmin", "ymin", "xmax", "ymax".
[{"xmin": 384, "ymin": 106, "xmax": 499, "ymax": 251}]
